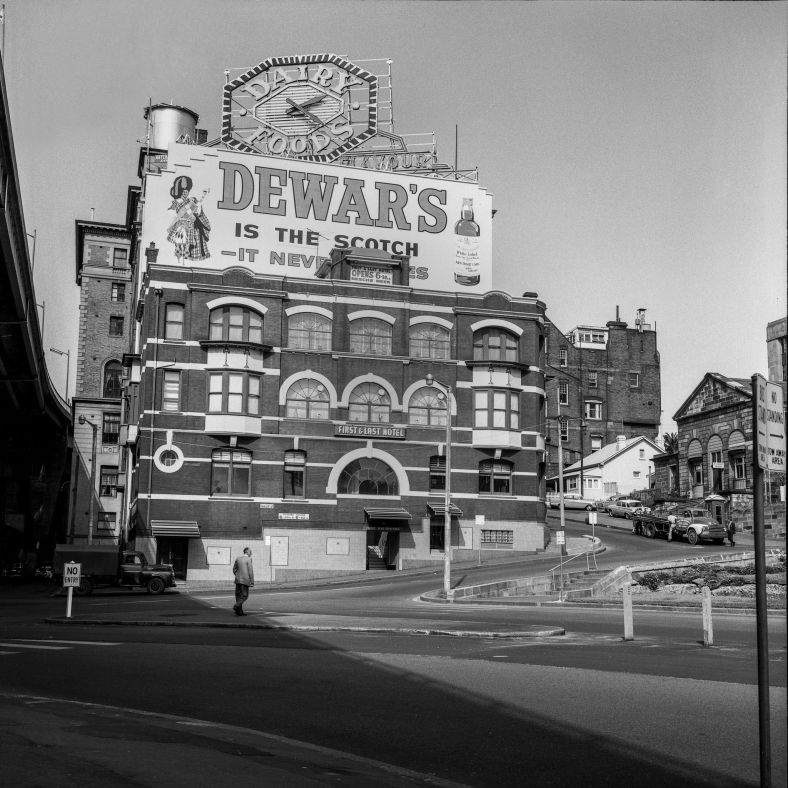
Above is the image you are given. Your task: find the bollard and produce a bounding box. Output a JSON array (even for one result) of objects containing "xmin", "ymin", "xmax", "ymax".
[
  {"xmin": 623, "ymin": 582, "xmax": 634, "ymax": 641},
  {"xmin": 702, "ymin": 586, "xmax": 713, "ymax": 647}
]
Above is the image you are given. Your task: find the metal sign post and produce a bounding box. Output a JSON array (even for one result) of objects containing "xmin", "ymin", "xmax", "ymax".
[
  {"xmin": 62, "ymin": 561, "xmax": 81, "ymax": 619},
  {"xmin": 752, "ymin": 374, "xmax": 777, "ymax": 788}
]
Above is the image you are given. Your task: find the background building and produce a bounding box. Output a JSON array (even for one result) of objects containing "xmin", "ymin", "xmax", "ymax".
[{"xmin": 544, "ymin": 307, "xmax": 661, "ymax": 483}]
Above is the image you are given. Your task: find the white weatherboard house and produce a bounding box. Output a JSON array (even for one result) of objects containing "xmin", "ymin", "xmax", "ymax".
[{"xmin": 556, "ymin": 435, "xmax": 662, "ymax": 500}]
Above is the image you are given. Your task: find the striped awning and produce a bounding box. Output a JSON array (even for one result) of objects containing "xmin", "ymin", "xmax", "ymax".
[
  {"xmin": 364, "ymin": 507, "xmax": 412, "ymax": 521},
  {"xmin": 427, "ymin": 503, "xmax": 463, "ymax": 517},
  {"xmin": 151, "ymin": 520, "xmax": 200, "ymax": 538}
]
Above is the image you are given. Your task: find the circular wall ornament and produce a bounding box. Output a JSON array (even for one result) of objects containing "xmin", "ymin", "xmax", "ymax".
[{"xmin": 154, "ymin": 444, "xmax": 184, "ymax": 474}]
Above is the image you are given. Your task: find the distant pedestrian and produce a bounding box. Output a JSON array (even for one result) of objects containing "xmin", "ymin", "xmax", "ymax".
[
  {"xmin": 232, "ymin": 547, "xmax": 254, "ymax": 616},
  {"xmin": 727, "ymin": 520, "xmax": 736, "ymax": 547},
  {"xmin": 667, "ymin": 513, "xmax": 677, "ymax": 541}
]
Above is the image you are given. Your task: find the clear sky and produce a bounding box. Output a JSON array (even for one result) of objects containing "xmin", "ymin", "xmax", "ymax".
[{"xmin": 2, "ymin": 0, "xmax": 785, "ymax": 434}]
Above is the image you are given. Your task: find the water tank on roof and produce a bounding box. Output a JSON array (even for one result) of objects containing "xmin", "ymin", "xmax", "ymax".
[{"xmin": 144, "ymin": 103, "xmax": 199, "ymax": 149}]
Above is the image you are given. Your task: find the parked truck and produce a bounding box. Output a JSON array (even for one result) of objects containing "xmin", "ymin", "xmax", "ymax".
[
  {"xmin": 632, "ymin": 506, "xmax": 727, "ymax": 546},
  {"xmin": 52, "ymin": 545, "xmax": 176, "ymax": 595}
]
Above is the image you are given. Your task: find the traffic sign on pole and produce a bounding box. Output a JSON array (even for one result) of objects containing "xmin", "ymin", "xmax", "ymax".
[
  {"xmin": 754, "ymin": 374, "xmax": 786, "ymax": 471},
  {"xmin": 63, "ymin": 562, "xmax": 81, "ymax": 587}
]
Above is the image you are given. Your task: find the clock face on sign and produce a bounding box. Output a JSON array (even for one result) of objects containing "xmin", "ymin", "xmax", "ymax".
[{"xmin": 222, "ymin": 54, "xmax": 378, "ymax": 162}]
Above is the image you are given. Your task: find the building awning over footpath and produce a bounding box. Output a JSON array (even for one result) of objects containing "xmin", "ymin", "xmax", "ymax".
[
  {"xmin": 363, "ymin": 507, "xmax": 412, "ymax": 528},
  {"xmin": 426, "ymin": 503, "xmax": 464, "ymax": 517},
  {"xmin": 150, "ymin": 520, "xmax": 201, "ymax": 538}
]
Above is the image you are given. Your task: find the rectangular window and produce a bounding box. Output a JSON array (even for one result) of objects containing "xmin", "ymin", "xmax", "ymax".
[
  {"xmin": 567, "ymin": 477, "xmax": 578, "ymax": 491},
  {"xmin": 558, "ymin": 382, "xmax": 568, "ymax": 405},
  {"xmin": 732, "ymin": 454, "xmax": 746, "ymax": 480},
  {"xmin": 111, "ymin": 282, "xmax": 125, "ymax": 302},
  {"xmin": 165, "ymin": 304, "xmax": 184, "ymax": 340},
  {"xmin": 211, "ymin": 450, "xmax": 251, "ymax": 496},
  {"xmin": 639, "ymin": 448, "xmax": 645, "ymax": 460},
  {"xmin": 633, "ymin": 471, "xmax": 641, "ymax": 479},
  {"xmin": 208, "ymin": 372, "xmax": 261, "ymax": 416},
  {"xmin": 162, "ymin": 370, "xmax": 181, "ymax": 412},
  {"xmin": 585, "ymin": 401, "xmax": 602, "ymax": 420},
  {"xmin": 109, "ymin": 316, "xmax": 124, "ymax": 336},
  {"xmin": 474, "ymin": 389, "xmax": 519, "ymax": 430},
  {"xmin": 97, "ymin": 512, "xmax": 117, "ymax": 531},
  {"xmin": 628, "ymin": 372, "xmax": 640, "ymax": 388},
  {"xmin": 100, "ymin": 466, "xmax": 118, "ymax": 497},
  {"xmin": 590, "ymin": 435, "xmax": 603, "ymax": 450},
  {"xmin": 284, "ymin": 451, "xmax": 306, "ymax": 498},
  {"xmin": 559, "ymin": 419, "xmax": 568, "ymax": 441},
  {"xmin": 113, "ymin": 248, "xmax": 128, "ymax": 268},
  {"xmin": 559, "ymin": 348, "xmax": 567, "ymax": 367},
  {"xmin": 429, "ymin": 456, "xmax": 446, "ymax": 491},
  {"xmin": 102, "ymin": 412, "xmax": 120, "ymax": 444},
  {"xmin": 480, "ymin": 530, "xmax": 513, "ymax": 545},
  {"xmin": 690, "ymin": 459, "xmax": 703, "ymax": 486},
  {"xmin": 588, "ymin": 371, "xmax": 597, "ymax": 388},
  {"xmin": 429, "ymin": 525, "xmax": 445, "ymax": 551},
  {"xmin": 479, "ymin": 461, "xmax": 512, "ymax": 495}
]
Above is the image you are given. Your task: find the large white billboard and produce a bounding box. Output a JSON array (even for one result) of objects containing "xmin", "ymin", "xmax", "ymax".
[{"xmin": 141, "ymin": 143, "xmax": 493, "ymax": 291}]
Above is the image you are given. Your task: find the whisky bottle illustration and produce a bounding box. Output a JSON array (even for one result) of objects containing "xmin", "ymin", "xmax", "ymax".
[{"xmin": 454, "ymin": 197, "xmax": 481, "ymax": 286}]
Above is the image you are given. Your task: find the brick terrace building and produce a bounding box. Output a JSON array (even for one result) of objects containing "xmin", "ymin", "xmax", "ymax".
[
  {"xmin": 544, "ymin": 308, "xmax": 661, "ymax": 486},
  {"xmin": 120, "ymin": 250, "xmax": 549, "ymax": 581}
]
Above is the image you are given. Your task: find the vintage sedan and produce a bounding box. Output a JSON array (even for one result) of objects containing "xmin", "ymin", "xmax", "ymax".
[
  {"xmin": 606, "ymin": 498, "xmax": 651, "ymax": 519},
  {"xmin": 547, "ymin": 494, "xmax": 598, "ymax": 511}
]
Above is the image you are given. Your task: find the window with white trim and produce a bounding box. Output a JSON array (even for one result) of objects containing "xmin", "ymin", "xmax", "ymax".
[
  {"xmin": 211, "ymin": 449, "xmax": 251, "ymax": 496},
  {"xmin": 474, "ymin": 390, "xmax": 519, "ymax": 430},
  {"xmin": 164, "ymin": 303, "xmax": 184, "ymax": 340},
  {"xmin": 584, "ymin": 401, "xmax": 602, "ymax": 420},
  {"xmin": 481, "ymin": 530, "xmax": 513, "ymax": 545},
  {"xmin": 111, "ymin": 282, "xmax": 125, "ymax": 302},
  {"xmin": 473, "ymin": 328, "xmax": 518, "ymax": 362},
  {"xmin": 209, "ymin": 306, "xmax": 263, "ymax": 344},
  {"xmin": 429, "ymin": 455, "xmax": 446, "ymax": 491},
  {"xmin": 478, "ymin": 460, "xmax": 513, "ymax": 495},
  {"xmin": 102, "ymin": 412, "xmax": 120, "ymax": 444},
  {"xmin": 409, "ymin": 387, "xmax": 448, "ymax": 426},
  {"xmin": 288, "ymin": 313, "xmax": 332, "ymax": 351},
  {"xmin": 558, "ymin": 381, "xmax": 568, "ymax": 405},
  {"xmin": 348, "ymin": 383, "xmax": 390, "ymax": 423},
  {"xmin": 284, "ymin": 450, "xmax": 306, "ymax": 498},
  {"xmin": 628, "ymin": 372, "xmax": 640, "ymax": 388},
  {"xmin": 349, "ymin": 318, "xmax": 392, "ymax": 355},
  {"xmin": 100, "ymin": 466, "xmax": 118, "ymax": 497},
  {"xmin": 559, "ymin": 348, "xmax": 567, "ymax": 367},
  {"xmin": 285, "ymin": 378, "xmax": 329, "ymax": 419},
  {"xmin": 590, "ymin": 434, "xmax": 603, "ymax": 450},
  {"xmin": 559, "ymin": 419, "xmax": 568, "ymax": 441},
  {"xmin": 588, "ymin": 370, "xmax": 597, "ymax": 388},
  {"xmin": 162, "ymin": 370, "xmax": 181, "ymax": 412},
  {"xmin": 208, "ymin": 372, "xmax": 261, "ymax": 415},
  {"xmin": 410, "ymin": 323, "xmax": 450, "ymax": 359}
]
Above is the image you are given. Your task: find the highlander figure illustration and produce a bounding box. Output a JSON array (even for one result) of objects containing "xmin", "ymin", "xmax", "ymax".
[{"xmin": 166, "ymin": 175, "xmax": 211, "ymax": 262}]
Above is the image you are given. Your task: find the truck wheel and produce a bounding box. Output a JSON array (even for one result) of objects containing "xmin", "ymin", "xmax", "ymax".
[
  {"xmin": 644, "ymin": 523, "xmax": 655, "ymax": 539},
  {"xmin": 147, "ymin": 577, "xmax": 166, "ymax": 595},
  {"xmin": 687, "ymin": 529, "xmax": 699, "ymax": 546},
  {"xmin": 75, "ymin": 578, "xmax": 93, "ymax": 596}
]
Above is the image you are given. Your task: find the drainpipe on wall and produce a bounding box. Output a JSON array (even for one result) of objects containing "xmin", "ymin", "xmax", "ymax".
[{"xmin": 145, "ymin": 289, "xmax": 162, "ymax": 534}]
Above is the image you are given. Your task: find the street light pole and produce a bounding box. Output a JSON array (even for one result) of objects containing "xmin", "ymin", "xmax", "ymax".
[
  {"xmin": 579, "ymin": 419, "xmax": 586, "ymax": 497},
  {"xmin": 49, "ymin": 346, "xmax": 70, "ymax": 403},
  {"xmin": 426, "ymin": 374, "xmax": 453, "ymax": 600},
  {"xmin": 78, "ymin": 415, "xmax": 98, "ymax": 544}
]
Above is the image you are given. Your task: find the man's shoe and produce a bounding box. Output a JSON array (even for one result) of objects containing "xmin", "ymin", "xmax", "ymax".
[{"xmin": 233, "ymin": 605, "xmax": 240, "ymax": 616}]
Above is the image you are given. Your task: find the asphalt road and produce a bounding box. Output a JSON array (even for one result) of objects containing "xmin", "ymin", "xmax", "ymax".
[{"xmin": 0, "ymin": 520, "xmax": 785, "ymax": 787}]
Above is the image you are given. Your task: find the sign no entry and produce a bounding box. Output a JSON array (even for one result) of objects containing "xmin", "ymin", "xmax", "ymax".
[{"xmin": 63, "ymin": 562, "xmax": 81, "ymax": 587}]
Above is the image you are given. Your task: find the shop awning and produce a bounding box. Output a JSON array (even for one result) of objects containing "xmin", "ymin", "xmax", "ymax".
[
  {"xmin": 364, "ymin": 507, "xmax": 412, "ymax": 521},
  {"xmin": 426, "ymin": 503, "xmax": 463, "ymax": 517},
  {"xmin": 151, "ymin": 520, "xmax": 200, "ymax": 538}
]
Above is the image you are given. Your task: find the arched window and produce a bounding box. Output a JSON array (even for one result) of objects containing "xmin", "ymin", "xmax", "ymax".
[
  {"xmin": 288, "ymin": 313, "xmax": 332, "ymax": 351},
  {"xmin": 285, "ymin": 378, "xmax": 330, "ymax": 419},
  {"xmin": 479, "ymin": 460, "xmax": 513, "ymax": 495},
  {"xmin": 348, "ymin": 382, "xmax": 390, "ymax": 423},
  {"xmin": 211, "ymin": 449, "xmax": 252, "ymax": 496},
  {"xmin": 349, "ymin": 318, "xmax": 392, "ymax": 355},
  {"xmin": 338, "ymin": 458, "xmax": 399, "ymax": 495},
  {"xmin": 409, "ymin": 323, "xmax": 449, "ymax": 359},
  {"xmin": 103, "ymin": 360, "xmax": 122, "ymax": 398},
  {"xmin": 473, "ymin": 328, "xmax": 518, "ymax": 362},
  {"xmin": 408, "ymin": 386, "xmax": 448, "ymax": 426},
  {"xmin": 209, "ymin": 306, "xmax": 263, "ymax": 344}
]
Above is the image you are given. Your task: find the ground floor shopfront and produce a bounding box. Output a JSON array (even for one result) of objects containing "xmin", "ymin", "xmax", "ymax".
[{"xmin": 133, "ymin": 501, "xmax": 548, "ymax": 583}]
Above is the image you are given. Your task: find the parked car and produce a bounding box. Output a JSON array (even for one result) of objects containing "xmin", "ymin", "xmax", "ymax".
[
  {"xmin": 606, "ymin": 498, "xmax": 651, "ymax": 519},
  {"xmin": 547, "ymin": 493, "xmax": 598, "ymax": 511}
]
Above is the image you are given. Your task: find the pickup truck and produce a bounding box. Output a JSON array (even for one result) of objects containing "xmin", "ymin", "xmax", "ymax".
[
  {"xmin": 632, "ymin": 507, "xmax": 726, "ymax": 546},
  {"xmin": 52, "ymin": 545, "xmax": 175, "ymax": 595}
]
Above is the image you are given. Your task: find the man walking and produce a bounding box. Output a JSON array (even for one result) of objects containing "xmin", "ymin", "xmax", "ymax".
[
  {"xmin": 233, "ymin": 546, "xmax": 254, "ymax": 616},
  {"xmin": 727, "ymin": 520, "xmax": 736, "ymax": 547}
]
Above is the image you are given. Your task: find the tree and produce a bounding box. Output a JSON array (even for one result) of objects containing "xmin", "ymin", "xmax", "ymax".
[{"xmin": 662, "ymin": 432, "xmax": 679, "ymax": 454}]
